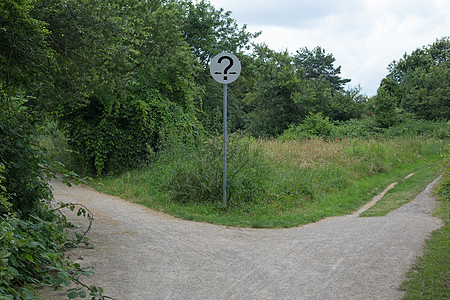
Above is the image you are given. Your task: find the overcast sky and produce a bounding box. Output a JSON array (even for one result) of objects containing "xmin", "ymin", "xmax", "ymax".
[{"xmin": 207, "ymin": 0, "xmax": 450, "ymax": 96}]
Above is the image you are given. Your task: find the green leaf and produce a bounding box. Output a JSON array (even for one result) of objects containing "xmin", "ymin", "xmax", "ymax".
[
  {"xmin": 21, "ymin": 289, "xmax": 36, "ymax": 300},
  {"xmin": 78, "ymin": 290, "xmax": 87, "ymax": 298},
  {"xmin": 25, "ymin": 253, "xmax": 34, "ymax": 263},
  {"xmin": 67, "ymin": 291, "xmax": 79, "ymax": 299},
  {"xmin": 27, "ymin": 241, "xmax": 39, "ymax": 248},
  {"xmin": 7, "ymin": 266, "xmax": 19, "ymax": 276},
  {"xmin": 9, "ymin": 253, "xmax": 18, "ymax": 266}
]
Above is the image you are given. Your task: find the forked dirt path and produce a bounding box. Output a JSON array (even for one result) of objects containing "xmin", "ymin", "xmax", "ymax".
[{"xmin": 41, "ymin": 177, "xmax": 443, "ymax": 299}]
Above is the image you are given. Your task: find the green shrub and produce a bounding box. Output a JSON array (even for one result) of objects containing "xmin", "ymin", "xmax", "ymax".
[
  {"xmin": 279, "ymin": 112, "xmax": 334, "ymax": 140},
  {"xmin": 278, "ymin": 113, "xmax": 437, "ymax": 141},
  {"xmin": 385, "ymin": 119, "xmax": 450, "ymax": 139},
  {"xmin": 332, "ymin": 118, "xmax": 385, "ymax": 138},
  {"xmin": 373, "ymin": 91, "xmax": 401, "ymax": 128},
  {"xmin": 0, "ymin": 98, "xmax": 51, "ymax": 216},
  {"xmin": 0, "ymin": 95, "xmax": 104, "ymax": 299},
  {"xmin": 63, "ymin": 95, "xmax": 203, "ymax": 177},
  {"xmin": 164, "ymin": 135, "xmax": 269, "ymax": 206}
]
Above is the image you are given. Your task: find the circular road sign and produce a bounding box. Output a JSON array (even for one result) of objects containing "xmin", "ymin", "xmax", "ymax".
[{"xmin": 210, "ymin": 52, "xmax": 241, "ymax": 84}]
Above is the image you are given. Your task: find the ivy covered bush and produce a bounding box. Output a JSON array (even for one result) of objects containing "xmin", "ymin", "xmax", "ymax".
[{"xmin": 0, "ymin": 95, "xmax": 102, "ymax": 299}]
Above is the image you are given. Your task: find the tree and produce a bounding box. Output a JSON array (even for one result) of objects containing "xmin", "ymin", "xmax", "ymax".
[
  {"xmin": 0, "ymin": 0, "xmax": 52, "ymax": 90},
  {"xmin": 385, "ymin": 37, "xmax": 450, "ymax": 120},
  {"xmin": 29, "ymin": 0, "xmax": 204, "ymax": 175},
  {"xmin": 243, "ymin": 45, "xmax": 306, "ymax": 137},
  {"xmin": 327, "ymin": 85, "xmax": 365, "ymax": 121},
  {"xmin": 179, "ymin": 0, "xmax": 259, "ymax": 133},
  {"xmin": 0, "ymin": 0, "xmax": 56, "ymax": 215},
  {"xmin": 0, "ymin": 3, "xmax": 104, "ymax": 297},
  {"xmin": 291, "ymin": 71, "xmax": 363, "ymax": 123},
  {"xmin": 372, "ymin": 89, "xmax": 400, "ymax": 128},
  {"xmin": 241, "ymin": 45, "xmax": 364, "ymax": 137},
  {"xmin": 180, "ymin": 0, "xmax": 259, "ymax": 67},
  {"xmin": 294, "ymin": 46, "xmax": 350, "ymax": 91}
]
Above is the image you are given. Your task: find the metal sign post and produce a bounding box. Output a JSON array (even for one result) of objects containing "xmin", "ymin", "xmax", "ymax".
[
  {"xmin": 222, "ymin": 83, "xmax": 227, "ymax": 207},
  {"xmin": 210, "ymin": 52, "xmax": 241, "ymax": 207}
]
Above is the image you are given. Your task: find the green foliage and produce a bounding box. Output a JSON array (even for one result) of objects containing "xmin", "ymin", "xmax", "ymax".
[
  {"xmin": 180, "ymin": 0, "xmax": 259, "ymax": 67},
  {"xmin": 32, "ymin": 0, "xmax": 261, "ymax": 175},
  {"xmin": 298, "ymin": 112, "xmax": 334, "ymax": 137},
  {"xmin": 176, "ymin": 0, "xmax": 260, "ymax": 134},
  {"xmin": 384, "ymin": 37, "xmax": 450, "ymax": 120},
  {"xmin": 281, "ymin": 114, "xmax": 449, "ymax": 141},
  {"xmin": 280, "ymin": 112, "xmax": 334, "ymax": 140},
  {"xmin": 0, "ymin": 94, "xmax": 105, "ymax": 298},
  {"xmin": 0, "ymin": 208, "xmax": 93, "ymax": 299},
  {"xmin": 243, "ymin": 44, "xmax": 364, "ymax": 137},
  {"xmin": 64, "ymin": 92, "xmax": 202, "ymax": 176},
  {"xmin": 401, "ymin": 149, "xmax": 449, "ymax": 299},
  {"xmin": 164, "ymin": 135, "xmax": 269, "ymax": 206},
  {"xmin": 372, "ymin": 89, "xmax": 401, "ymax": 128},
  {"xmin": 326, "ymin": 86, "xmax": 365, "ymax": 121},
  {"xmin": 0, "ymin": 0, "xmax": 52, "ymax": 88},
  {"xmin": 243, "ymin": 45, "xmax": 306, "ymax": 137},
  {"xmin": 96, "ymin": 135, "xmax": 445, "ymax": 228},
  {"xmin": 384, "ymin": 119, "xmax": 450, "ymax": 139},
  {"xmin": 0, "ymin": 94, "xmax": 51, "ymax": 216},
  {"xmin": 28, "ymin": 0, "xmax": 205, "ymax": 176},
  {"xmin": 294, "ymin": 46, "xmax": 351, "ymax": 91},
  {"xmin": 435, "ymin": 145, "xmax": 450, "ymax": 202},
  {"xmin": 332, "ymin": 118, "xmax": 383, "ymax": 138}
]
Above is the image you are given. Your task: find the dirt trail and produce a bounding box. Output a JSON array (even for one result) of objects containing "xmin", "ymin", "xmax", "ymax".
[{"xmin": 40, "ymin": 177, "xmax": 443, "ymax": 299}]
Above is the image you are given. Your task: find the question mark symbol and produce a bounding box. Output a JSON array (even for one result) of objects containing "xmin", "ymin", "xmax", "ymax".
[
  {"xmin": 210, "ymin": 52, "xmax": 241, "ymax": 83},
  {"xmin": 217, "ymin": 56, "xmax": 234, "ymax": 81}
]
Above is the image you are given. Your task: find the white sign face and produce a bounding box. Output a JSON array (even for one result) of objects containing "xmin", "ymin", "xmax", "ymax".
[{"xmin": 210, "ymin": 52, "xmax": 241, "ymax": 84}]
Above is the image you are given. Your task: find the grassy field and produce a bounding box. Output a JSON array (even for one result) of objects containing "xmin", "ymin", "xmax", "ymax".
[{"xmin": 94, "ymin": 136, "xmax": 445, "ymax": 228}]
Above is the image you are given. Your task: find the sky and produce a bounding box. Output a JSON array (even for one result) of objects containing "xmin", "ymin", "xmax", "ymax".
[{"xmin": 207, "ymin": 0, "xmax": 450, "ymax": 96}]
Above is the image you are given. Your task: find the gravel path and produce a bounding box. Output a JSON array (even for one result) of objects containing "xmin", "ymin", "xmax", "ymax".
[{"xmin": 40, "ymin": 176, "xmax": 443, "ymax": 299}]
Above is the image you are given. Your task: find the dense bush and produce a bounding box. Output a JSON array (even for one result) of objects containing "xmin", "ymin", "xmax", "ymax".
[
  {"xmin": 0, "ymin": 95, "xmax": 103, "ymax": 299},
  {"xmin": 279, "ymin": 112, "xmax": 334, "ymax": 140},
  {"xmin": 280, "ymin": 114, "xmax": 449, "ymax": 141},
  {"xmin": 384, "ymin": 119, "xmax": 450, "ymax": 139},
  {"xmin": 331, "ymin": 118, "xmax": 384, "ymax": 138},
  {"xmin": 64, "ymin": 94, "xmax": 202, "ymax": 177},
  {"xmin": 0, "ymin": 104, "xmax": 50, "ymax": 217},
  {"xmin": 164, "ymin": 135, "xmax": 269, "ymax": 206}
]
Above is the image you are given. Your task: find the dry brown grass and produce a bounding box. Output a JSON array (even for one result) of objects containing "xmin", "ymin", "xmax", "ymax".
[{"xmin": 257, "ymin": 137, "xmax": 352, "ymax": 168}]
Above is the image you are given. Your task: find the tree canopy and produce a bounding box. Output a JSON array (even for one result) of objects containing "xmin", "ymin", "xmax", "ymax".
[
  {"xmin": 294, "ymin": 46, "xmax": 351, "ymax": 91},
  {"xmin": 382, "ymin": 37, "xmax": 450, "ymax": 120}
]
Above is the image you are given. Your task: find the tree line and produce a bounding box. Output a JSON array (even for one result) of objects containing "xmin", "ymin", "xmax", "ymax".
[{"xmin": 2, "ymin": 0, "xmax": 449, "ymax": 176}]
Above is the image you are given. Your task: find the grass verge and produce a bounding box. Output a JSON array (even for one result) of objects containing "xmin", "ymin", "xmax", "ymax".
[
  {"xmin": 93, "ymin": 136, "xmax": 445, "ymax": 228},
  {"xmin": 360, "ymin": 164, "xmax": 443, "ymax": 217},
  {"xmin": 400, "ymin": 167, "xmax": 449, "ymax": 299}
]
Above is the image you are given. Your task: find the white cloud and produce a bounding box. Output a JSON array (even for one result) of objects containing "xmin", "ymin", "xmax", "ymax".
[
  {"xmin": 209, "ymin": 0, "xmax": 344, "ymax": 27},
  {"xmin": 208, "ymin": 0, "xmax": 450, "ymax": 95}
]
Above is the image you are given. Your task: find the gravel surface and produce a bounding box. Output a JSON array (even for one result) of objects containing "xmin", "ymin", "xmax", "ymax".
[{"xmin": 40, "ymin": 176, "xmax": 443, "ymax": 299}]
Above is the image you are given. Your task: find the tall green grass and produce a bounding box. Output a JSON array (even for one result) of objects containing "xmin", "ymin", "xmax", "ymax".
[{"xmin": 94, "ymin": 135, "xmax": 445, "ymax": 228}]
